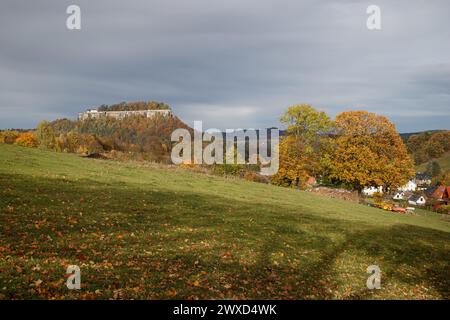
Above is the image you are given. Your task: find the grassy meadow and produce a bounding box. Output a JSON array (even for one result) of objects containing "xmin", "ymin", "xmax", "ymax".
[{"xmin": 0, "ymin": 144, "xmax": 449, "ymax": 299}]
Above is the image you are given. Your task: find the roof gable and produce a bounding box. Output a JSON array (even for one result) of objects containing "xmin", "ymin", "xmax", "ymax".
[
  {"xmin": 444, "ymin": 187, "xmax": 450, "ymax": 199},
  {"xmin": 428, "ymin": 186, "xmax": 446, "ymax": 199}
]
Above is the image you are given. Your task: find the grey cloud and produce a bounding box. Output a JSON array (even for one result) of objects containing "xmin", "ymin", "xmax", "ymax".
[{"xmin": 0, "ymin": 0, "xmax": 449, "ymax": 132}]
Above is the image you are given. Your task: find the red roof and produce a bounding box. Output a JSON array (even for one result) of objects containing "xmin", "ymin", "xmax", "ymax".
[
  {"xmin": 307, "ymin": 177, "xmax": 317, "ymax": 186},
  {"xmin": 444, "ymin": 187, "xmax": 450, "ymax": 200},
  {"xmin": 430, "ymin": 186, "xmax": 446, "ymax": 199}
]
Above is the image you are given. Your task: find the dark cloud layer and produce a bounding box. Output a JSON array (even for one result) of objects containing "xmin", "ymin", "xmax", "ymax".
[{"xmin": 1, "ymin": 0, "xmax": 449, "ymax": 132}]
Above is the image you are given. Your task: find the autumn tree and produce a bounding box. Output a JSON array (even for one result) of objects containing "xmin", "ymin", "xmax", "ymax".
[
  {"xmin": 14, "ymin": 132, "xmax": 38, "ymax": 148},
  {"xmin": 0, "ymin": 130, "xmax": 20, "ymax": 144},
  {"xmin": 36, "ymin": 121, "xmax": 55, "ymax": 149},
  {"xmin": 329, "ymin": 111, "xmax": 414, "ymax": 193},
  {"xmin": 441, "ymin": 171, "xmax": 450, "ymax": 186},
  {"xmin": 271, "ymin": 135, "xmax": 310, "ymax": 188},
  {"xmin": 272, "ymin": 104, "xmax": 332, "ymax": 188}
]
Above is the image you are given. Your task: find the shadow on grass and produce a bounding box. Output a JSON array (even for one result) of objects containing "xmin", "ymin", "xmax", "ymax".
[{"xmin": 0, "ymin": 173, "xmax": 449, "ymax": 299}]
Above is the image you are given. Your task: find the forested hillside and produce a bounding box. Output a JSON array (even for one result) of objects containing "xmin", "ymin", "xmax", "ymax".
[
  {"xmin": 45, "ymin": 114, "xmax": 190, "ymax": 162},
  {"xmin": 406, "ymin": 130, "xmax": 450, "ymax": 166}
]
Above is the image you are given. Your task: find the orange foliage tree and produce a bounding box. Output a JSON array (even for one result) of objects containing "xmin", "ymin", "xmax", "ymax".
[
  {"xmin": 329, "ymin": 111, "xmax": 414, "ymax": 192},
  {"xmin": 14, "ymin": 132, "xmax": 39, "ymax": 148}
]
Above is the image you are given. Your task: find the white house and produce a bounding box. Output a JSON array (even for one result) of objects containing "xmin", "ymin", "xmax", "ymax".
[
  {"xmin": 393, "ymin": 192, "xmax": 405, "ymax": 200},
  {"xmin": 408, "ymin": 195, "xmax": 426, "ymax": 206},
  {"xmin": 362, "ymin": 186, "xmax": 383, "ymax": 196},
  {"xmin": 398, "ymin": 180, "xmax": 417, "ymax": 192}
]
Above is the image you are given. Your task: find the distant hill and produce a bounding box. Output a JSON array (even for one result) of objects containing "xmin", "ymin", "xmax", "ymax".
[
  {"xmin": 49, "ymin": 107, "xmax": 190, "ymax": 162},
  {"xmin": 399, "ymin": 130, "xmax": 444, "ymax": 143}
]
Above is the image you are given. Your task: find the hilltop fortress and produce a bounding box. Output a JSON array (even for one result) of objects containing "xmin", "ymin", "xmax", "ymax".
[{"xmin": 78, "ymin": 108, "xmax": 173, "ymax": 121}]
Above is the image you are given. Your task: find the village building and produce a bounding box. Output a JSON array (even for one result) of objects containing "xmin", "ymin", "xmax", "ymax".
[
  {"xmin": 363, "ymin": 178, "xmax": 417, "ymax": 197},
  {"xmin": 393, "ymin": 192, "xmax": 405, "ymax": 200},
  {"xmin": 362, "ymin": 186, "xmax": 383, "ymax": 196},
  {"xmin": 415, "ymin": 173, "xmax": 432, "ymax": 188},
  {"xmin": 444, "ymin": 187, "xmax": 450, "ymax": 205},
  {"xmin": 408, "ymin": 195, "xmax": 426, "ymax": 206},
  {"xmin": 306, "ymin": 176, "xmax": 317, "ymax": 187},
  {"xmin": 398, "ymin": 180, "xmax": 417, "ymax": 192},
  {"xmin": 426, "ymin": 185, "xmax": 450, "ymax": 206}
]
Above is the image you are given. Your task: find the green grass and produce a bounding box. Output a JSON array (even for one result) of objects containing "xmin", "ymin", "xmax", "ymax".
[
  {"xmin": 416, "ymin": 152, "xmax": 450, "ymax": 173},
  {"xmin": 0, "ymin": 144, "xmax": 449, "ymax": 300}
]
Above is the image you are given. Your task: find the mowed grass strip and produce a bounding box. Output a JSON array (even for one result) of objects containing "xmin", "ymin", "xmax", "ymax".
[{"xmin": 0, "ymin": 144, "xmax": 449, "ymax": 299}]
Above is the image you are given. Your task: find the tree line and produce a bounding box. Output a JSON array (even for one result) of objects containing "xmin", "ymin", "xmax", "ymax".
[
  {"xmin": 2, "ymin": 102, "xmax": 448, "ymax": 192},
  {"xmin": 272, "ymin": 105, "xmax": 415, "ymax": 193},
  {"xmin": 96, "ymin": 101, "xmax": 171, "ymax": 112},
  {"xmin": 0, "ymin": 111, "xmax": 189, "ymax": 163},
  {"xmin": 406, "ymin": 130, "xmax": 450, "ymax": 165}
]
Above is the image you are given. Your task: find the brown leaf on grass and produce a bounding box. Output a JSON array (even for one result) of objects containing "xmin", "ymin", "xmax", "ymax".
[
  {"xmin": 31, "ymin": 279, "xmax": 43, "ymax": 287},
  {"xmin": 165, "ymin": 290, "xmax": 177, "ymax": 298},
  {"xmin": 76, "ymin": 253, "xmax": 87, "ymax": 261}
]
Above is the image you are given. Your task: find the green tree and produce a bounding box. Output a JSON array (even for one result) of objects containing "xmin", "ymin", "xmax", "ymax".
[
  {"xmin": 280, "ymin": 104, "xmax": 331, "ymax": 144},
  {"xmin": 426, "ymin": 161, "xmax": 441, "ymax": 177},
  {"xmin": 36, "ymin": 121, "xmax": 55, "ymax": 149},
  {"xmin": 431, "ymin": 161, "xmax": 441, "ymax": 177}
]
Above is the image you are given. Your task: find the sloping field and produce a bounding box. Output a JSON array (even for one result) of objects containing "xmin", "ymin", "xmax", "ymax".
[{"xmin": 0, "ymin": 144, "xmax": 449, "ymax": 299}]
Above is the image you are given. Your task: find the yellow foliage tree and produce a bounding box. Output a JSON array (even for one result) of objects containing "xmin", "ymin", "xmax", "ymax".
[
  {"xmin": 329, "ymin": 111, "xmax": 414, "ymax": 192},
  {"xmin": 271, "ymin": 135, "xmax": 310, "ymax": 188},
  {"xmin": 272, "ymin": 104, "xmax": 332, "ymax": 188}
]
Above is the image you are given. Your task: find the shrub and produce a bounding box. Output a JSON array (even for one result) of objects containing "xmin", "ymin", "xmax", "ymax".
[
  {"xmin": 14, "ymin": 132, "xmax": 38, "ymax": 148},
  {"xmin": 373, "ymin": 192, "xmax": 384, "ymax": 203},
  {"xmin": 244, "ymin": 171, "xmax": 270, "ymax": 184},
  {"xmin": 212, "ymin": 163, "xmax": 246, "ymax": 176},
  {"xmin": 436, "ymin": 205, "xmax": 450, "ymax": 214},
  {"xmin": 0, "ymin": 130, "xmax": 20, "ymax": 144},
  {"xmin": 54, "ymin": 131, "xmax": 105, "ymax": 155}
]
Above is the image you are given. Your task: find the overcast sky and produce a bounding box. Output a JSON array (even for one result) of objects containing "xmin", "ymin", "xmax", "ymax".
[{"xmin": 1, "ymin": 0, "xmax": 449, "ymax": 132}]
